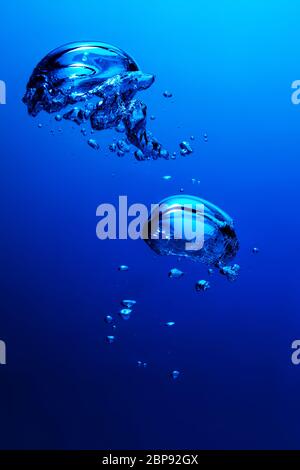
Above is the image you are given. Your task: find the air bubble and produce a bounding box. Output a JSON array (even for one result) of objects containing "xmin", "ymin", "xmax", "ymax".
[
  {"xmin": 109, "ymin": 143, "xmax": 117, "ymax": 152},
  {"xmin": 171, "ymin": 370, "xmax": 180, "ymax": 380},
  {"xmin": 105, "ymin": 315, "xmax": 114, "ymax": 324},
  {"xmin": 105, "ymin": 335, "xmax": 115, "ymax": 344},
  {"xmin": 219, "ymin": 263, "xmax": 240, "ymax": 282},
  {"xmin": 88, "ymin": 138, "xmax": 99, "ymax": 150},
  {"xmin": 168, "ymin": 268, "xmax": 184, "ymax": 279},
  {"xmin": 119, "ymin": 308, "xmax": 132, "ymax": 320},
  {"xmin": 23, "ymin": 41, "xmax": 169, "ymax": 160},
  {"xmin": 195, "ymin": 280, "xmax": 210, "ymax": 291},
  {"xmin": 118, "ymin": 265, "xmax": 129, "ymax": 271},
  {"xmin": 143, "ymin": 195, "xmax": 239, "ymax": 268},
  {"xmin": 179, "ymin": 141, "xmax": 193, "ymax": 155}
]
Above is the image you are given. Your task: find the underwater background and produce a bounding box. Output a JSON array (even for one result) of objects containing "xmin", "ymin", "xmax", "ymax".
[{"xmin": 1, "ymin": 0, "xmax": 300, "ymax": 450}]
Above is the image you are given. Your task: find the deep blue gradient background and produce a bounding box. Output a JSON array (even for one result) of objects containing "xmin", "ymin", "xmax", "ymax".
[{"xmin": 1, "ymin": 0, "xmax": 300, "ymax": 449}]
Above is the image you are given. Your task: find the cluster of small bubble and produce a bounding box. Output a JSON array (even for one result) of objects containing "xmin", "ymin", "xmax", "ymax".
[
  {"xmin": 104, "ymin": 265, "xmax": 181, "ymax": 381},
  {"xmin": 104, "ymin": 298, "xmax": 137, "ymax": 345}
]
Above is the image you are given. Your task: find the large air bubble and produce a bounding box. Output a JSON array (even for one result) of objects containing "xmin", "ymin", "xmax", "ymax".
[
  {"xmin": 143, "ymin": 195, "xmax": 239, "ymax": 277},
  {"xmin": 23, "ymin": 41, "xmax": 169, "ymax": 160}
]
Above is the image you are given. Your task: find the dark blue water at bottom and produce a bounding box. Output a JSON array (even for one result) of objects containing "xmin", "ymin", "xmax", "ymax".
[{"xmin": 0, "ymin": 0, "xmax": 300, "ymax": 450}]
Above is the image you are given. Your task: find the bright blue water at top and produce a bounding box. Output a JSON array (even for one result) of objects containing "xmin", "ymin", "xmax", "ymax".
[{"xmin": 1, "ymin": 0, "xmax": 300, "ymax": 451}]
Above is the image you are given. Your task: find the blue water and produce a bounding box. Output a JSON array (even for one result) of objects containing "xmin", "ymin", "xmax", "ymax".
[{"xmin": 1, "ymin": 0, "xmax": 300, "ymax": 450}]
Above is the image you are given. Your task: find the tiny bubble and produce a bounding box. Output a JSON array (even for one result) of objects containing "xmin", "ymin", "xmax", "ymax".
[
  {"xmin": 168, "ymin": 268, "xmax": 184, "ymax": 279},
  {"xmin": 105, "ymin": 315, "xmax": 113, "ymax": 324},
  {"xmin": 118, "ymin": 265, "xmax": 129, "ymax": 272},
  {"xmin": 195, "ymin": 280, "xmax": 210, "ymax": 291},
  {"xmin": 179, "ymin": 141, "xmax": 193, "ymax": 154},
  {"xmin": 87, "ymin": 138, "xmax": 99, "ymax": 150},
  {"xmin": 119, "ymin": 308, "xmax": 132, "ymax": 320},
  {"xmin": 171, "ymin": 370, "xmax": 180, "ymax": 380},
  {"xmin": 105, "ymin": 335, "xmax": 115, "ymax": 344}
]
